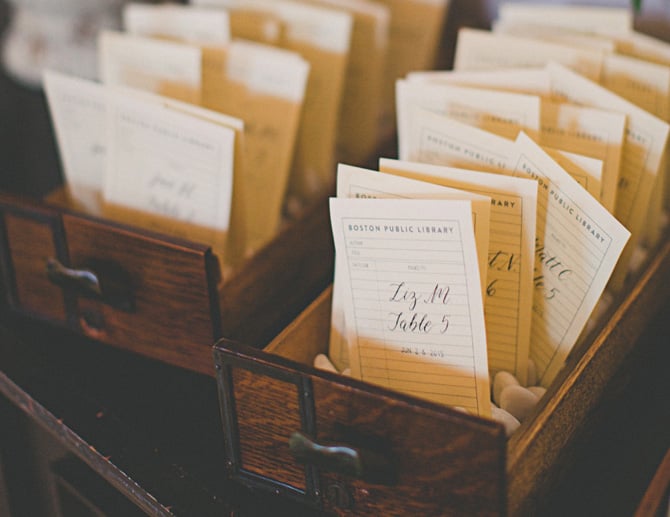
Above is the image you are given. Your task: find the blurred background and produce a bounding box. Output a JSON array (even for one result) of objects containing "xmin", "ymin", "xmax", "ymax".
[{"xmin": 0, "ymin": 0, "xmax": 667, "ymax": 197}]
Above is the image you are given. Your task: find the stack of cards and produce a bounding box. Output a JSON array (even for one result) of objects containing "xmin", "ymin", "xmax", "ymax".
[
  {"xmin": 192, "ymin": 0, "xmax": 451, "ymax": 201},
  {"xmin": 328, "ymin": 3, "xmax": 670, "ymax": 417},
  {"xmin": 44, "ymin": 70, "xmax": 241, "ymax": 268},
  {"xmin": 45, "ymin": 0, "xmax": 454, "ymax": 262}
]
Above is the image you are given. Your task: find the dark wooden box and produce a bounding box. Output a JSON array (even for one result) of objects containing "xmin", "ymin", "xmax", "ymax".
[
  {"xmin": 0, "ymin": 187, "xmax": 333, "ymax": 377},
  {"xmin": 213, "ymin": 238, "xmax": 670, "ymax": 516}
]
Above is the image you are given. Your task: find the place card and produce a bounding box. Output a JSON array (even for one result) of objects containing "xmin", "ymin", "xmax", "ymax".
[
  {"xmin": 330, "ymin": 197, "xmax": 491, "ymax": 416},
  {"xmin": 379, "ymin": 158, "xmax": 538, "ymax": 384}
]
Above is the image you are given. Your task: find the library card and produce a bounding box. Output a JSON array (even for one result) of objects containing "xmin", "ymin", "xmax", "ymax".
[
  {"xmin": 380, "ymin": 158, "xmax": 538, "ymax": 385},
  {"xmin": 508, "ymin": 133, "xmax": 631, "ymax": 386},
  {"xmin": 329, "ymin": 197, "xmax": 491, "ymax": 417}
]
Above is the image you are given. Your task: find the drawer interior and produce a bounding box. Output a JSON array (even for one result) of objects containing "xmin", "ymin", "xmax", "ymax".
[{"xmin": 245, "ymin": 235, "xmax": 670, "ymax": 515}]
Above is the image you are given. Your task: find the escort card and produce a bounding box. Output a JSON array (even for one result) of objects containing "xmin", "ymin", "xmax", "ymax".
[
  {"xmin": 539, "ymin": 100, "xmax": 625, "ymax": 213},
  {"xmin": 404, "ymin": 70, "xmax": 627, "ymax": 214},
  {"xmin": 379, "ymin": 158, "xmax": 538, "ymax": 384},
  {"xmin": 329, "ymin": 164, "xmax": 492, "ymax": 373},
  {"xmin": 493, "ymin": 19, "xmax": 618, "ymax": 53},
  {"xmin": 43, "ymin": 70, "xmax": 106, "ymax": 211},
  {"xmin": 407, "ymin": 67, "xmax": 551, "ymax": 96},
  {"xmin": 453, "ymin": 28, "xmax": 604, "ymax": 82},
  {"xmin": 400, "ymin": 106, "xmax": 516, "ymax": 172},
  {"xmin": 545, "ymin": 62, "xmax": 670, "ymax": 290},
  {"xmin": 506, "ymin": 133, "xmax": 631, "ymax": 386},
  {"xmin": 545, "ymin": 148, "xmax": 603, "ymax": 204},
  {"xmin": 496, "ymin": 2, "xmax": 632, "ymax": 36},
  {"xmin": 123, "ymin": 2, "xmax": 232, "ymax": 44},
  {"xmin": 103, "ymin": 88, "xmax": 236, "ymax": 256},
  {"xmin": 396, "ymin": 80, "xmax": 540, "ymax": 159},
  {"xmin": 329, "ymin": 197, "xmax": 491, "ymax": 416}
]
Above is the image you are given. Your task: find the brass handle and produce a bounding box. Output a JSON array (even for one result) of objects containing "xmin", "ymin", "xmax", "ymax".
[
  {"xmin": 46, "ymin": 257, "xmax": 134, "ymax": 312},
  {"xmin": 289, "ymin": 431, "xmax": 396, "ymax": 486}
]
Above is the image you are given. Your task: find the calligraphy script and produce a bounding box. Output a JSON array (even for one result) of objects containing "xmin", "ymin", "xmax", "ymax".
[{"xmin": 388, "ymin": 281, "xmax": 451, "ymax": 334}]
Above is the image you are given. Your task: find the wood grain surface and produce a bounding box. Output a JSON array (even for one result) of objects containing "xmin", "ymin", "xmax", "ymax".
[{"xmin": 63, "ymin": 212, "xmax": 219, "ymax": 376}]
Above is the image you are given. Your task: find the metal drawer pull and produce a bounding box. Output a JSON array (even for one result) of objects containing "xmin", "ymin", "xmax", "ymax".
[
  {"xmin": 289, "ymin": 431, "xmax": 397, "ymax": 485},
  {"xmin": 46, "ymin": 258, "xmax": 135, "ymax": 312}
]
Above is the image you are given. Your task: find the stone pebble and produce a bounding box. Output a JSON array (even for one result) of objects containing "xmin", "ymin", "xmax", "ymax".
[
  {"xmin": 314, "ymin": 353, "xmax": 338, "ymax": 373},
  {"xmin": 527, "ymin": 386, "xmax": 547, "ymax": 399},
  {"xmin": 500, "ymin": 384, "xmax": 539, "ymax": 423},
  {"xmin": 491, "ymin": 405, "xmax": 520, "ymax": 437},
  {"xmin": 493, "ymin": 371, "xmax": 519, "ymax": 406}
]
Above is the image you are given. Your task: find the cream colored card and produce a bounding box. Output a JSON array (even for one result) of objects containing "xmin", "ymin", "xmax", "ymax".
[
  {"xmin": 200, "ymin": 40, "xmax": 309, "ymax": 253},
  {"xmin": 613, "ymin": 30, "xmax": 670, "ymax": 68},
  {"xmin": 380, "ymin": 158, "xmax": 538, "ymax": 385},
  {"xmin": 119, "ymin": 87, "xmax": 247, "ymax": 266},
  {"xmin": 123, "ymin": 2, "xmax": 231, "ymax": 44},
  {"xmin": 453, "ymin": 28, "xmax": 604, "ymax": 82},
  {"xmin": 600, "ymin": 53, "xmax": 670, "ymax": 124},
  {"xmin": 396, "ymin": 80, "xmax": 540, "ymax": 159},
  {"xmin": 407, "ymin": 67, "xmax": 551, "ymax": 97},
  {"xmin": 616, "ymin": 31, "xmax": 670, "ymax": 220},
  {"xmin": 492, "ymin": 20, "xmax": 618, "ymax": 53},
  {"xmin": 98, "ymin": 30, "xmax": 202, "ymax": 104},
  {"xmin": 329, "ymin": 164, "xmax": 491, "ymax": 372},
  {"xmin": 43, "ymin": 70, "xmax": 106, "ymax": 212},
  {"xmin": 306, "ymin": 0, "xmax": 389, "ymax": 165},
  {"xmin": 545, "ymin": 62, "xmax": 670, "ymax": 291},
  {"xmin": 496, "ymin": 3, "xmax": 632, "ymax": 36},
  {"xmin": 506, "ymin": 133, "xmax": 630, "ymax": 387},
  {"xmin": 403, "ymin": 73, "xmax": 628, "ymax": 213},
  {"xmin": 196, "ymin": 0, "xmax": 353, "ymax": 202},
  {"xmin": 600, "ymin": 52, "xmax": 670, "ymax": 238},
  {"xmin": 545, "ymin": 147, "xmax": 603, "ymax": 204},
  {"xmin": 372, "ymin": 0, "xmax": 452, "ymax": 139},
  {"xmin": 401, "ymin": 106, "xmax": 516, "ymax": 172},
  {"xmin": 103, "ymin": 88, "xmax": 236, "ymax": 256},
  {"xmin": 329, "ymin": 197, "xmax": 491, "ymax": 416},
  {"xmin": 539, "ymin": 99, "xmax": 625, "ymax": 213}
]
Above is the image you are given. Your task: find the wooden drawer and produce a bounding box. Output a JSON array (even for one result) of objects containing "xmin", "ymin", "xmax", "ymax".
[
  {"xmin": 214, "ymin": 237, "xmax": 670, "ymax": 516},
  {"xmin": 0, "ymin": 189, "xmax": 333, "ymax": 377}
]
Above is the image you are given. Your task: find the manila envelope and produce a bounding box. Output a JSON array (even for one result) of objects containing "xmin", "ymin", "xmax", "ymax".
[
  {"xmin": 228, "ymin": 9, "xmax": 285, "ymax": 45},
  {"xmin": 374, "ymin": 0, "xmax": 452, "ymax": 139},
  {"xmin": 193, "ymin": 0, "xmax": 353, "ymax": 205},
  {"xmin": 305, "ymin": 0, "xmax": 389, "ymax": 165},
  {"xmin": 201, "ymin": 41, "xmax": 309, "ymax": 254}
]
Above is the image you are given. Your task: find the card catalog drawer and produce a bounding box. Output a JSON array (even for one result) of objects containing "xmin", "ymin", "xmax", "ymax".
[
  {"xmin": 214, "ymin": 234, "xmax": 670, "ymax": 516},
  {"xmin": 215, "ymin": 324, "xmax": 507, "ymax": 516},
  {"xmin": 61, "ymin": 212, "xmax": 220, "ymax": 374},
  {"xmin": 0, "ymin": 189, "xmax": 333, "ymax": 377}
]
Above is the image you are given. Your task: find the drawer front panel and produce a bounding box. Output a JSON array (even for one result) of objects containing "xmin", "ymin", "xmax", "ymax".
[
  {"xmin": 0, "ymin": 201, "xmax": 70, "ymax": 325},
  {"xmin": 214, "ymin": 342, "xmax": 506, "ymax": 516},
  {"xmin": 62, "ymin": 214, "xmax": 220, "ymax": 375},
  {"xmin": 312, "ymin": 377, "xmax": 506, "ymax": 516}
]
